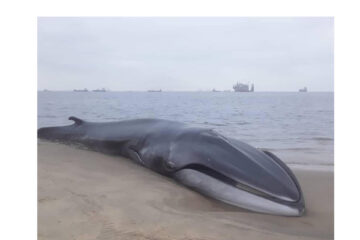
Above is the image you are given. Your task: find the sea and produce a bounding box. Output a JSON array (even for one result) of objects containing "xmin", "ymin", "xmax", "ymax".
[{"xmin": 38, "ymin": 92, "xmax": 334, "ymax": 167}]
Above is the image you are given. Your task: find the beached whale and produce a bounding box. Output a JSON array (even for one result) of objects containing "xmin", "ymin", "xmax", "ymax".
[{"xmin": 38, "ymin": 117, "xmax": 305, "ymax": 216}]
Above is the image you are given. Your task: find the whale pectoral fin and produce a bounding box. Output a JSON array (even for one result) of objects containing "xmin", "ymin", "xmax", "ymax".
[{"xmin": 69, "ymin": 116, "xmax": 85, "ymax": 125}]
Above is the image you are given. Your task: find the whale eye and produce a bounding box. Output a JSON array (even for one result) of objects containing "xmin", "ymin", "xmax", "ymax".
[
  {"xmin": 164, "ymin": 160, "xmax": 176, "ymax": 171},
  {"xmin": 152, "ymin": 157, "xmax": 175, "ymax": 173}
]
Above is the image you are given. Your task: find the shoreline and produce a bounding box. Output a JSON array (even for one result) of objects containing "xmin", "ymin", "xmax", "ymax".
[{"xmin": 38, "ymin": 140, "xmax": 333, "ymax": 240}]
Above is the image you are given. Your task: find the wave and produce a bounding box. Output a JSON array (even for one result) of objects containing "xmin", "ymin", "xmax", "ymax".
[
  {"xmin": 202, "ymin": 121, "xmax": 227, "ymax": 126},
  {"xmin": 262, "ymin": 147, "xmax": 315, "ymax": 152},
  {"xmin": 38, "ymin": 115, "xmax": 57, "ymax": 119},
  {"xmin": 286, "ymin": 161, "xmax": 334, "ymax": 166},
  {"xmin": 312, "ymin": 137, "xmax": 333, "ymax": 141}
]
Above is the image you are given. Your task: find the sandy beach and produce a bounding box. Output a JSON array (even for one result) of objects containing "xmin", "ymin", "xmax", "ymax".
[{"xmin": 38, "ymin": 140, "xmax": 333, "ymax": 240}]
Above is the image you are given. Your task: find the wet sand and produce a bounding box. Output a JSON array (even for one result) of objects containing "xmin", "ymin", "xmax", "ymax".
[{"xmin": 38, "ymin": 140, "xmax": 333, "ymax": 240}]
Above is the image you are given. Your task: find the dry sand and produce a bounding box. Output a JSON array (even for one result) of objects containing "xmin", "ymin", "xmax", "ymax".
[{"xmin": 38, "ymin": 140, "xmax": 333, "ymax": 240}]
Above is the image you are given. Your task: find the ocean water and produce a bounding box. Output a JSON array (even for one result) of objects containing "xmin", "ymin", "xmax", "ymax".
[{"xmin": 38, "ymin": 92, "xmax": 334, "ymax": 166}]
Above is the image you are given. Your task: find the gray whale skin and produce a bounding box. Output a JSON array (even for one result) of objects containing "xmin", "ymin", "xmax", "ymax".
[{"xmin": 38, "ymin": 117, "xmax": 305, "ymax": 216}]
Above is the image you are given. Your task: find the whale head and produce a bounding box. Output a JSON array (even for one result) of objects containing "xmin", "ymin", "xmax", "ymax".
[{"xmin": 159, "ymin": 129, "xmax": 305, "ymax": 216}]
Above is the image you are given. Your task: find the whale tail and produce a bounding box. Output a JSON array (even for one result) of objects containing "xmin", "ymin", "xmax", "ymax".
[{"xmin": 38, "ymin": 126, "xmax": 63, "ymax": 140}]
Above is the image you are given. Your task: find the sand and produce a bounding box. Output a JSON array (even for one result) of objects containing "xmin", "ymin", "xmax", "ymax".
[{"xmin": 38, "ymin": 140, "xmax": 334, "ymax": 240}]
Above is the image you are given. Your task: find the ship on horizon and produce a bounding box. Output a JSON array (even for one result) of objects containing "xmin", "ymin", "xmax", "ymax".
[
  {"xmin": 233, "ymin": 82, "xmax": 254, "ymax": 92},
  {"xmin": 73, "ymin": 88, "xmax": 88, "ymax": 92},
  {"xmin": 299, "ymin": 87, "xmax": 308, "ymax": 92},
  {"xmin": 93, "ymin": 88, "xmax": 107, "ymax": 92},
  {"xmin": 148, "ymin": 89, "xmax": 162, "ymax": 92}
]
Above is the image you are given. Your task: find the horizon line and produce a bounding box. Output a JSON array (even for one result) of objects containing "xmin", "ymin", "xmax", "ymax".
[{"xmin": 38, "ymin": 89, "xmax": 334, "ymax": 93}]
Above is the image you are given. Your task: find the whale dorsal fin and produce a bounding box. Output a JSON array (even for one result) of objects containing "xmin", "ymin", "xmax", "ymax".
[{"xmin": 69, "ymin": 116, "xmax": 85, "ymax": 125}]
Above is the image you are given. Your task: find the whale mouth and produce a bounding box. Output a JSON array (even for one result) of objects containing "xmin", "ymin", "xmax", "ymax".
[
  {"xmin": 179, "ymin": 164, "xmax": 272, "ymax": 198},
  {"xmin": 173, "ymin": 164, "xmax": 305, "ymax": 216}
]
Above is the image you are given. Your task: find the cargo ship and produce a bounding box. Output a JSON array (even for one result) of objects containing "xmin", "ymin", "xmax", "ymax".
[
  {"xmin": 299, "ymin": 87, "xmax": 307, "ymax": 92},
  {"xmin": 93, "ymin": 88, "xmax": 107, "ymax": 92},
  {"xmin": 233, "ymin": 82, "xmax": 254, "ymax": 92},
  {"xmin": 73, "ymin": 88, "xmax": 88, "ymax": 92}
]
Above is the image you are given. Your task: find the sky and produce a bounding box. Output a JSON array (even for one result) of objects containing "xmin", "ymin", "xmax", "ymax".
[{"xmin": 38, "ymin": 17, "xmax": 333, "ymax": 91}]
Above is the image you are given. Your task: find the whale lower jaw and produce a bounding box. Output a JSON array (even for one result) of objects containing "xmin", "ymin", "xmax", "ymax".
[{"xmin": 174, "ymin": 169, "xmax": 304, "ymax": 217}]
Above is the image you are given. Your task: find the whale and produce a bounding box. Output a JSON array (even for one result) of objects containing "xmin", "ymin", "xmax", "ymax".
[{"xmin": 38, "ymin": 117, "xmax": 305, "ymax": 216}]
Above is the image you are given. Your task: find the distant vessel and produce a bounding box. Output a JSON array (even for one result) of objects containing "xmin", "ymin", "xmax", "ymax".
[
  {"xmin": 73, "ymin": 88, "xmax": 88, "ymax": 92},
  {"xmin": 148, "ymin": 89, "xmax": 162, "ymax": 92},
  {"xmin": 212, "ymin": 89, "xmax": 221, "ymax": 92},
  {"xmin": 93, "ymin": 88, "xmax": 107, "ymax": 92},
  {"xmin": 299, "ymin": 87, "xmax": 308, "ymax": 92},
  {"xmin": 233, "ymin": 82, "xmax": 254, "ymax": 92}
]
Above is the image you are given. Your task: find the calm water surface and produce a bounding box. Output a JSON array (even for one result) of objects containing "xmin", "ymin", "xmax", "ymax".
[{"xmin": 38, "ymin": 92, "xmax": 333, "ymax": 166}]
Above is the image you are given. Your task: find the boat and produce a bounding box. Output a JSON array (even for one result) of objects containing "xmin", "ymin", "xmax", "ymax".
[
  {"xmin": 299, "ymin": 87, "xmax": 307, "ymax": 92},
  {"xmin": 73, "ymin": 88, "xmax": 88, "ymax": 92},
  {"xmin": 93, "ymin": 88, "xmax": 107, "ymax": 92},
  {"xmin": 233, "ymin": 82, "xmax": 254, "ymax": 92},
  {"xmin": 148, "ymin": 89, "xmax": 162, "ymax": 92},
  {"xmin": 212, "ymin": 89, "xmax": 221, "ymax": 92}
]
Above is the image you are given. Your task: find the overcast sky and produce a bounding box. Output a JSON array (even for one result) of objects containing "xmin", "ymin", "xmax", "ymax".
[{"xmin": 38, "ymin": 17, "xmax": 333, "ymax": 91}]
